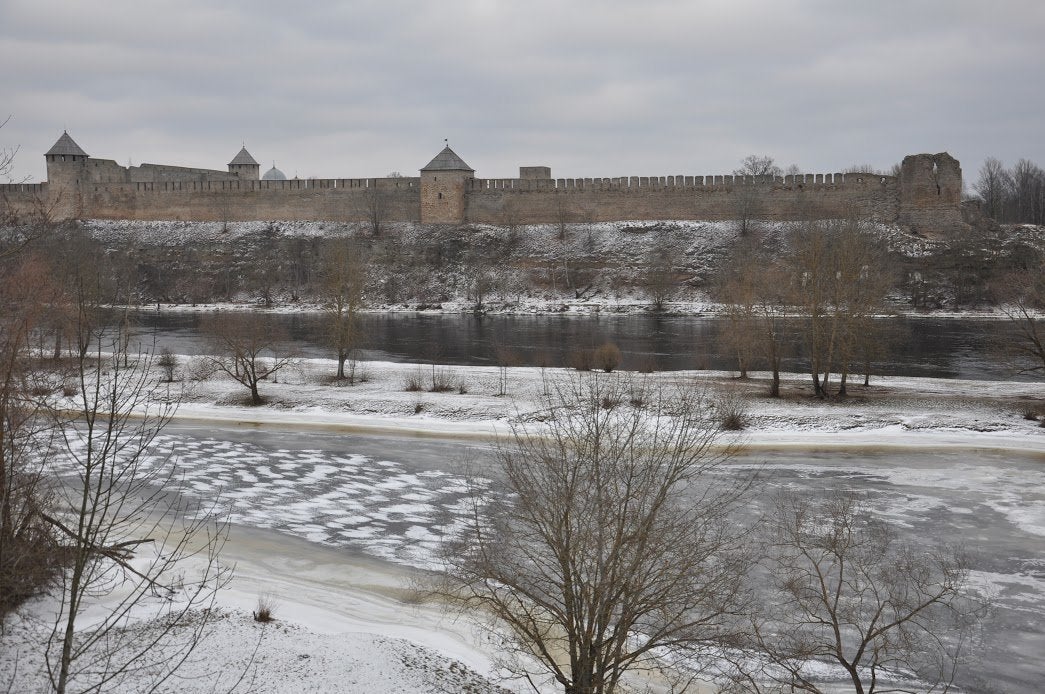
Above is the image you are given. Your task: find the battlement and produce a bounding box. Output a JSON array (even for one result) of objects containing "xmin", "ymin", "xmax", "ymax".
[
  {"xmin": 20, "ymin": 131, "xmax": 960, "ymax": 234},
  {"xmin": 470, "ymin": 171, "xmax": 894, "ymax": 192},
  {"xmin": 87, "ymin": 176, "xmax": 420, "ymax": 194}
]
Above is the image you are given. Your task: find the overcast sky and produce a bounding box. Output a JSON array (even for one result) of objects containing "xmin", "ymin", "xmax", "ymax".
[{"xmin": 2, "ymin": 1, "xmax": 1043, "ymax": 185}]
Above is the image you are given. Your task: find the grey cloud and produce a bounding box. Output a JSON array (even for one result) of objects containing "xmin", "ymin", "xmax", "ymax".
[{"xmin": 2, "ymin": 0, "xmax": 1043, "ymax": 185}]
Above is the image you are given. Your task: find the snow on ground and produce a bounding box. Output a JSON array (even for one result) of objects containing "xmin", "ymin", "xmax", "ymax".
[
  {"xmin": 5, "ymin": 354, "xmax": 1043, "ymax": 693},
  {"xmin": 164, "ymin": 355, "xmax": 1044, "ymax": 452},
  {"xmin": 0, "ymin": 527, "xmax": 523, "ymax": 693}
]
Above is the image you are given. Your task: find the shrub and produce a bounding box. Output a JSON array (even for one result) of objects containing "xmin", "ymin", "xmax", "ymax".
[
  {"xmin": 593, "ymin": 343, "xmax": 622, "ymax": 373},
  {"xmin": 1021, "ymin": 408, "xmax": 1040, "ymax": 421},
  {"xmin": 717, "ymin": 387, "xmax": 749, "ymax": 431},
  {"xmin": 429, "ymin": 367, "xmax": 456, "ymax": 393},
  {"xmin": 569, "ymin": 348, "xmax": 594, "ymax": 371},
  {"xmin": 404, "ymin": 370, "xmax": 425, "ymax": 392},
  {"xmin": 185, "ymin": 357, "xmax": 218, "ymax": 382},
  {"xmin": 253, "ymin": 594, "xmax": 277, "ymax": 623},
  {"xmin": 457, "ymin": 381, "xmax": 469, "ymax": 395},
  {"xmin": 158, "ymin": 348, "xmax": 178, "ymax": 383}
]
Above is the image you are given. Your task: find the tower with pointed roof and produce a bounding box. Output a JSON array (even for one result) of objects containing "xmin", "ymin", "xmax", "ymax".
[
  {"xmin": 44, "ymin": 131, "xmax": 90, "ymax": 217},
  {"xmin": 420, "ymin": 145, "xmax": 473, "ymax": 224},
  {"xmin": 228, "ymin": 146, "xmax": 260, "ymax": 179}
]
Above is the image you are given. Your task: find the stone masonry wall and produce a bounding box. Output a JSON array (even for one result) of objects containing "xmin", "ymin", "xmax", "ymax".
[
  {"xmin": 0, "ymin": 183, "xmax": 50, "ymax": 222},
  {"xmin": 81, "ymin": 177, "xmax": 421, "ymax": 223},
  {"xmin": 465, "ymin": 173, "xmax": 900, "ymax": 225},
  {"xmin": 13, "ymin": 148, "xmax": 963, "ymax": 234}
]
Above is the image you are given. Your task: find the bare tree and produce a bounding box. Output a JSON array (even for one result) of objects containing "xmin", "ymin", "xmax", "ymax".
[
  {"xmin": 320, "ymin": 239, "xmax": 368, "ymax": 381},
  {"xmin": 0, "ymin": 115, "xmax": 22, "ymax": 183},
  {"xmin": 828, "ymin": 230, "xmax": 893, "ymax": 396},
  {"xmin": 731, "ymin": 156, "xmax": 781, "ymax": 237},
  {"xmin": 971, "ymin": 156, "xmax": 1045, "ymax": 224},
  {"xmin": 973, "ymin": 157, "xmax": 1011, "ymax": 220},
  {"xmin": 717, "ymin": 231, "xmax": 790, "ymax": 395},
  {"xmin": 643, "ymin": 233, "xmax": 677, "ymax": 312},
  {"xmin": 441, "ymin": 375, "xmax": 752, "ymax": 693},
  {"xmin": 0, "ymin": 253, "xmax": 61, "ymax": 617},
  {"xmin": 43, "ymin": 322, "xmax": 229, "ymax": 693},
  {"xmin": 555, "ymin": 194, "xmax": 571, "ymax": 241},
  {"xmin": 751, "ymin": 492, "xmax": 982, "ymax": 694},
  {"xmin": 363, "ymin": 183, "xmax": 388, "ymax": 237},
  {"xmin": 734, "ymin": 155, "xmax": 783, "ymax": 178},
  {"xmin": 202, "ymin": 313, "xmax": 294, "ymax": 405},
  {"xmin": 995, "ymin": 268, "xmax": 1045, "ymax": 379},
  {"xmin": 789, "ymin": 218, "xmax": 891, "ymax": 397}
]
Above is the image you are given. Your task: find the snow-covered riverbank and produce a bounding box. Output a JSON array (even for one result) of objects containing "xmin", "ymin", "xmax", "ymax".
[
  {"xmin": 167, "ymin": 356, "xmax": 1044, "ymax": 451},
  {"xmin": 4, "ymin": 356, "xmax": 1042, "ymax": 693}
]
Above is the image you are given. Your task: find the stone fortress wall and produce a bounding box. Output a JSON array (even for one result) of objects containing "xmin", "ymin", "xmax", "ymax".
[{"xmin": 0, "ymin": 133, "xmax": 964, "ymax": 235}]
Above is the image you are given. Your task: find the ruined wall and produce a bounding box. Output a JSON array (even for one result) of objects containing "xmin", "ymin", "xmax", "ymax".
[
  {"xmin": 465, "ymin": 173, "xmax": 900, "ymax": 225},
  {"xmin": 75, "ymin": 158, "xmax": 240, "ymax": 184},
  {"xmin": 897, "ymin": 153, "xmax": 965, "ymax": 235},
  {"xmin": 80, "ymin": 176, "xmax": 421, "ymax": 222},
  {"xmin": 86, "ymin": 158, "xmax": 131, "ymax": 183},
  {"xmin": 128, "ymin": 163, "xmax": 239, "ymax": 183}
]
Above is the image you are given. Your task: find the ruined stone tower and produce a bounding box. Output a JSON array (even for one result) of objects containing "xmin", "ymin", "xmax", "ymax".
[
  {"xmin": 420, "ymin": 146, "xmax": 473, "ymax": 224},
  {"xmin": 898, "ymin": 152, "xmax": 965, "ymax": 235}
]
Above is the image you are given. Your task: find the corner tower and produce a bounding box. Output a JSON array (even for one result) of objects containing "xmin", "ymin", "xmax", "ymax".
[
  {"xmin": 228, "ymin": 146, "xmax": 259, "ymax": 179},
  {"xmin": 45, "ymin": 131, "xmax": 89, "ymax": 219},
  {"xmin": 45, "ymin": 131, "xmax": 88, "ymax": 187},
  {"xmin": 420, "ymin": 145, "xmax": 473, "ymax": 224}
]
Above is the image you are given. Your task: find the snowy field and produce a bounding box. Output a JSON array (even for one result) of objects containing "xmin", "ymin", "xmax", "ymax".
[{"xmin": 3, "ymin": 355, "xmax": 1043, "ymax": 692}]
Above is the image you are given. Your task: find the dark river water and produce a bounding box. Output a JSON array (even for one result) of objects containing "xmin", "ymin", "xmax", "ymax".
[{"xmin": 118, "ymin": 310, "xmax": 1034, "ymax": 381}]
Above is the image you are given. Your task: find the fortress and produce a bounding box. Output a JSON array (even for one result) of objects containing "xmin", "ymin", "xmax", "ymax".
[{"xmin": 0, "ymin": 132, "xmax": 965, "ymax": 235}]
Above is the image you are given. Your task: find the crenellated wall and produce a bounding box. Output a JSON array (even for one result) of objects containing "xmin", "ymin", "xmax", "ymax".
[
  {"xmin": 81, "ymin": 177, "xmax": 422, "ymax": 222},
  {"xmin": 465, "ymin": 172, "xmax": 899, "ymax": 225},
  {"xmin": 11, "ymin": 136, "xmax": 963, "ymax": 235},
  {"xmin": 0, "ymin": 183, "xmax": 51, "ymax": 221}
]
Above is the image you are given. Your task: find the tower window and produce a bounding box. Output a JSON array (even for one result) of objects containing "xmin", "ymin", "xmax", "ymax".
[{"xmin": 438, "ymin": 192, "xmax": 443, "ymax": 199}]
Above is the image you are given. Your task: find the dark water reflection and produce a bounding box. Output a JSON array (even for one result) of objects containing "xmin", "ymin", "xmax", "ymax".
[{"xmin": 119, "ymin": 310, "xmax": 1032, "ymax": 381}]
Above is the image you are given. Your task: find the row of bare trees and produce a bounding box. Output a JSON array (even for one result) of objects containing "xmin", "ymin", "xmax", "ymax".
[
  {"xmin": 0, "ymin": 229, "xmax": 228, "ymax": 693},
  {"xmin": 717, "ymin": 218, "xmax": 894, "ymax": 397},
  {"xmin": 442, "ymin": 375, "xmax": 983, "ymax": 694},
  {"xmin": 975, "ymin": 157, "xmax": 1045, "ymax": 225}
]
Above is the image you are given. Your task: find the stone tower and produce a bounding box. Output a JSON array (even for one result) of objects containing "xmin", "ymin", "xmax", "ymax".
[
  {"xmin": 420, "ymin": 145, "xmax": 473, "ymax": 224},
  {"xmin": 44, "ymin": 131, "xmax": 89, "ymax": 219},
  {"xmin": 228, "ymin": 146, "xmax": 260, "ymax": 179},
  {"xmin": 898, "ymin": 152, "xmax": 965, "ymax": 236}
]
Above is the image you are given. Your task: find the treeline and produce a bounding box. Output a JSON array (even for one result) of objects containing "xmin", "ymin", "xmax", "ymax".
[{"xmin": 975, "ymin": 157, "xmax": 1045, "ymax": 224}]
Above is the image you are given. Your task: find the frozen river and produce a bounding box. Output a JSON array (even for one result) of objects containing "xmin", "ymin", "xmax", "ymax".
[{"xmin": 155, "ymin": 422, "xmax": 1045, "ymax": 692}]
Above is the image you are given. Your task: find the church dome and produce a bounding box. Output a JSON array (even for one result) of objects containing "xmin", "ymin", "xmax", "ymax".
[{"xmin": 262, "ymin": 165, "xmax": 287, "ymax": 181}]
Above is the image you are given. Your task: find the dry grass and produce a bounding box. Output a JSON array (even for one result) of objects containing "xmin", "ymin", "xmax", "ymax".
[{"xmin": 253, "ymin": 594, "xmax": 277, "ymax": 623}]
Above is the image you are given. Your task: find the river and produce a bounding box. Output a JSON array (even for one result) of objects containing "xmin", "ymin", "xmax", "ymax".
[
  {"xmin": 117, "ymin": 310, "xmax": 1035, "ymax": 381},
  {"xmin": 155, "ymin": 421, "xmax": 1044, "ymax": 693}
]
